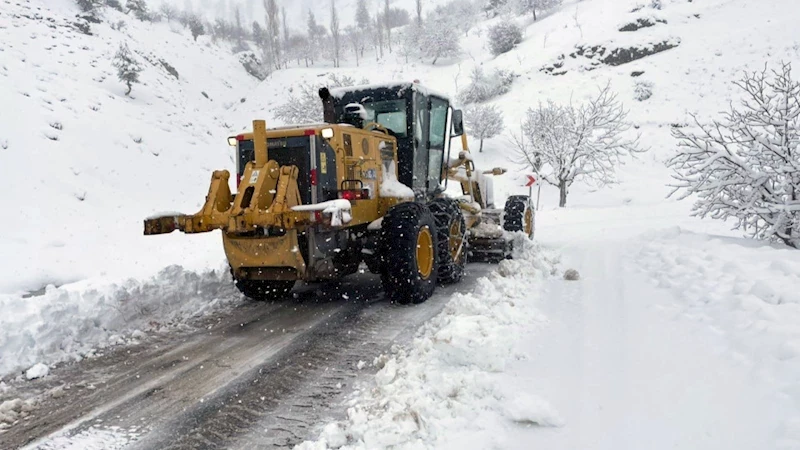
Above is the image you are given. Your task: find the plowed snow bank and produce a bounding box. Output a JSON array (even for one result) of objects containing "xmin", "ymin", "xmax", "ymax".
[
  {"xmin": 296, "ymin": 235, "xmax": 561, "ymax": 449},
  {"xmin": 0, "ymin": 266, "xmax": 243, "ymax": 379}
]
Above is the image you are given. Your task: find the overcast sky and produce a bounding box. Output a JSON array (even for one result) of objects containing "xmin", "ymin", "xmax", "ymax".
[{"xmin": 168, "ymin": 0, "xmax": 447, "ymax": 33}]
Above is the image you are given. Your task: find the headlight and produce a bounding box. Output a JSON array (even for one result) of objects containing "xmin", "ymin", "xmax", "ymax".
[
  {"xmin": 321, "ymin": 128, "xmax": 335, "ymax": 139},
  {"xmin": 227, "ymin": 136, "xmax": 237, "ymax": 146}
]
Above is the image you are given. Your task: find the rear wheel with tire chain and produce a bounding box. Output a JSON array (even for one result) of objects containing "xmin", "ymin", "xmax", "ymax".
[
  {"xmin": 503, "ymin": 195, "xmax": 535, "ymax": 239},
  {"xmin": 379, "ymin": 202, "xmax": 439, "ymax": 304},
  {"xmin": 234, "ymin": 278, "xmax": 295, "ymax": 301},
  {"xmin": 429, "ymin": 198, "xmax": 467, "ymax": 284}
]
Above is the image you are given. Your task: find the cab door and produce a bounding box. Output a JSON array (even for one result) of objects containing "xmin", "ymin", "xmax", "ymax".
[{"xmin": 427, "ymin": 96, "xmax": 449, "ymax": 194}]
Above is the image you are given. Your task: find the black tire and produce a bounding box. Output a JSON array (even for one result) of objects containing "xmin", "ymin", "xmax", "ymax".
[
  {"xmin": 234, "ymin": 278, "xmax": 295, "ymax": 301},
  {"xmin": 503, "ymin": 195, "xmax": 535, "ymax": 239},
  {"xmin": 429, "ymin": 198, "xmax": 467, "ymax": 284},
  {"xmin": 379, "ymin": 202, "xmax": 439, "ymax": 305}
]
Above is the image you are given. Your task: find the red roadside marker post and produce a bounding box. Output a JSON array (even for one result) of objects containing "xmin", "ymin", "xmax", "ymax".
[{"xmin": 525, "ymin": 174, "xmax": 540, "ymax": 210}]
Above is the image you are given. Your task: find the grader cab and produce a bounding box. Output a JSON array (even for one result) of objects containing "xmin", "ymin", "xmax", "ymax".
[{"xmin": 144, "ymin": 82, "xmax": 534, "ymax": 304}]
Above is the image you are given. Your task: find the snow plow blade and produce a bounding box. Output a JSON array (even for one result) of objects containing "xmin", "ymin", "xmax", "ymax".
[
  {"xmin": 467, "ymin": 236, "xmax": 512, "ymax": 263},
  {"xmin": 143, "ymin": 160, "xmax": 308, "ymax": 236},
  {"xmin": 144, "ymin": 215, "xmax": 181, "ymax": 235}
]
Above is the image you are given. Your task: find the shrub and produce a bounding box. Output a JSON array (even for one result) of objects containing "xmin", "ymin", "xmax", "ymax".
[
  {"xmin": 457, "ymin": 67, "xmax": 515, "ymax": 105},
  {"xmin": 487, "ymin": 22, "xmax": 522, "ymax": 56}
]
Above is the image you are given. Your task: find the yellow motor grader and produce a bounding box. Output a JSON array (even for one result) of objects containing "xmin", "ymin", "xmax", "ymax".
[{"xmin": 144, "ymin": 82, "xmax": 534, "ymax": 304}]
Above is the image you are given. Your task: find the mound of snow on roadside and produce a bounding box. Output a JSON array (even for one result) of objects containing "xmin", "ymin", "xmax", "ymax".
[
  {"xmin": 296, "ymin": 235, "xmax": 561, "ymax": 449},
  {"xmin": 31, "ymin": 426, "xmax": 140, "ymax": 450},
  {"xmin": 634, "ymin": 228, "xmax": 800, "ymax": 445},
  {"xmin": 0, "ymin": 266, "xmax": 243, "ymax": 379}
]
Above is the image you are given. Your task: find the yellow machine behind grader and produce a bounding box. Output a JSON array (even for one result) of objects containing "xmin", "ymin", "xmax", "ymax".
[{"xmin": 144, "ymin": 82, "xmax": 534, "ymax": 304}]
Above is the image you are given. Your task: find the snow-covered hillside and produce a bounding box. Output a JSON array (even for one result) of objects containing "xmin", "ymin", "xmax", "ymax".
[{"xmin": 0, "ymin": 0, "xmax": 259, "ymax": 296}]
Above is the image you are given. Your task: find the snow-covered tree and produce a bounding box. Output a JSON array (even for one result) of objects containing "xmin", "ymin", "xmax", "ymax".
[
  {"xmin": 419, "ymin": 18, "xmax": 460, "ymax": 64},
  {"xmin": 382, "ymin": 0, "xmax": 395, "ymax": 53},
  {"xmin": 306, "ymin": 11, "xmax": 326, "ymax": 65},
  {"xmin": 76, "ymin": 0, "xmax": 104, "ymax": 15},
  {"xmin": 263, "ymin": 0, "xmax": 281, "ymax": 69},
  {"xmin": 274, "ymin": 74, "xmax": 362, "ymax": 124},
  {"xmin": 330, "ymin": 0, "xmax": 341, "ymax": 67},
  {"xmin": 397, "ymin": 26, "xmax": 418, "ymax": 63},
  {"xmin": 429, "ymin": 0, "xmax": 478, "ymax": 37},
  {"xmin": 354, "ymin": 0, "xmax": 370, "ymax": 57},
  {"xmin": 488, "ymin": 22, "xmax": 522, "ymax": 56},
  {"xmin": 484, "ymin": 0, "xmax": 507, "ymax": 18},
  {"xmin": 514, "ymin": 85, "xmax": 643, "ymax": 207},
  {"xmin": 188, "ymin": 14, "xmax": 204, "ymax": 41},
  {"xmin": 668, "ymin": 63, "xmax": 800, "ymax": 248},
  {"xmin": 355, "ymin": 0, "xmax": 371, "ymax": 34},
  {"xmin": 465, "ymin": 104, "xmax": 505, "ymax": 152},
  {"xmin": 451, "ymin": 1, "xmax": 479, "ymax": 37},
  {"xmin": 112, "ymin": 43, "xmax": 142, "ymax": 96},
  {"xmin": 457, "ymin": 67, "xmax": 515, "ymax": 105},
  {"xmin": 384, "ymin": 5, "xmax": 410, "ymax": 29},
  {"xmin": 374, "ymin": 14, "xmax": 384, "ymax": 59},
  {"xmin": 126, "ymin": 0, "xmax": 149, "ymax": 20},
  {"xmin": 252, "ymin": 20, "xmax": 264, "ymax": 46},
  {"xmin": 106, "ymin": 0, "xmax": 124, "ymax": 12},
  {"xmin": 234, "ymin": 6, "xmax": 244, "ymax": 43}
]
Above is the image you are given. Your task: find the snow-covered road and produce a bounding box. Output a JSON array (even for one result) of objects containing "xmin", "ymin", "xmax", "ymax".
[
  {"xmin": 503, "ymin": 205, "xmax": 799, "ymax": 450},
  {"xmin": 0, "ymin": 266, "xmax": 493, "ymax": 450}
]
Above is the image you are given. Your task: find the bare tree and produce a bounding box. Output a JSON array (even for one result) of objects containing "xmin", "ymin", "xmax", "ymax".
[
  {"xmin": 159, "ymin": 3, "xmax": 176, "ymax": 22},
  {"xmin": 668, "ymin": 63, "xmax": 800, "ymax": 248},
  {"xmin": 507, "ymin": 121, "xmax": 541, "ymax": 172},
  {"xmin": 513, "ymin": 85, "xmax": 643, "ymax": 207},
  {"xmin": 415, "ymin": 0, "xmax": 422, "ymax": 26},
  {"xmin": 518, "ymin": 0, "xmax": 562, "ymax": 20},
  {"xmin": 345, "ymin": 26, "xmax": 363, "ymax": 66},
  {"xmin": 465, "ymin": 104, "xmax": 505, "ymax": 152}
]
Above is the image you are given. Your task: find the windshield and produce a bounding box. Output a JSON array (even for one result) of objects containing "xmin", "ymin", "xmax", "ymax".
[{"xmin": 362, "ymin": 99, "xmax": 408, "ymax": 137}]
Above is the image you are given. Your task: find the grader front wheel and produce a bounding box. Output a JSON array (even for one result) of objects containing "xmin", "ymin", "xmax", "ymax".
[
  {"xmin": 380, "ymin": 202, "xmax": 439, "ymax": 305},
  {"xmin": 503, "ymin": 195, "xmax": 535, "ymax": 239},
  {"xmin": 429, "ymin": 198, "xmax": 467, "ymax": 284}
]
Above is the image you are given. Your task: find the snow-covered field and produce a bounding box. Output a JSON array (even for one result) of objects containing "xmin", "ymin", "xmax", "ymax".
[{"xmin": 2, "ymin": 0, "xmax": 800, "ymax": 447}]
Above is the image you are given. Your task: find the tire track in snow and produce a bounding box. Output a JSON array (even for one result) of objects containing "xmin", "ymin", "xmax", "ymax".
[{"xmin": 4, "ymin": 265, "xmax": 494, "ymax": 449}]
